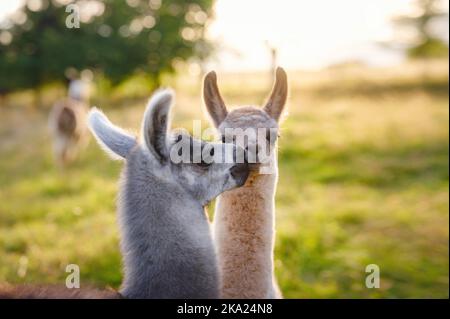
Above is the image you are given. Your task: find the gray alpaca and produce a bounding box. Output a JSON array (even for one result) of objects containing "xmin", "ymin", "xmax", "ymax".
[
  {"xmin": 88, "ymin": 89, "xmax": 249, "ymax": 298},
  {"xmin": 0, "ymin": 89, "xmax": 249, "ymax": 299}
]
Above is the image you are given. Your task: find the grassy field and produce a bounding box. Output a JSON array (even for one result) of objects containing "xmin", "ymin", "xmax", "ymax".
[{"xmin": 0, "ymin": 60, "xmax": 448, "ymax": 298}]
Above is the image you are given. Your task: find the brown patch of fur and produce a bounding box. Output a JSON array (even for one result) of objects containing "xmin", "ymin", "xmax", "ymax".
[
  {"xmin": 215, "ymin": 171, "xmax": 279, "ymax": 298},
  {"xmin": 49, "ymin": 98, "xmax": 89, "ymax": 167},
  {"xmin": 58, "ymin": 106, "xmax": 77, "ymax": 135}
]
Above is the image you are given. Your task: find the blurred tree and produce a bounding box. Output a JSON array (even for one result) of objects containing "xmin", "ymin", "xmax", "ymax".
[
  {"xmin": 391, "ymin": 0, "xmax": 449, "ymax": 58},
  {"xmin": 0, "ymin": 0, "xmax": 214, "ymax": 105}
]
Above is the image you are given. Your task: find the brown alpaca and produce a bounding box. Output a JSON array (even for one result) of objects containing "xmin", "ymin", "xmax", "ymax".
[{"xmin": 203, "ymin": 68, "xmax": 288, "ymax": 298}]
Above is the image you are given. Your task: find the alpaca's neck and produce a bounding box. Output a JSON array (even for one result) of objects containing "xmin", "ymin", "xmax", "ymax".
[
  {"xmin": 214, "ymin": 154, "xmax": 279, "ymax": 298},
  {"xmin": 118, "ymin": 156, "xmax": 219, "ymax": 298},
  {"xmin": 118, "ymin": 169, "xmax": 180, "ymax": 298}
]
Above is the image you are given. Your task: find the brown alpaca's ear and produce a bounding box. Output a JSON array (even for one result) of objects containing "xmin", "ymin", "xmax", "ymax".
[
  {"xmin": 264, "ymin": 67, "xmax": 288, "ymax": 122},
  {"xmin": 203, "ymin": 71, "xmax": 228, "ymax": 127}
]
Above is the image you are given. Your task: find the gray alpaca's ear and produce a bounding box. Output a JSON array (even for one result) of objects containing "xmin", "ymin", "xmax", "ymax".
[
  {"xmin": 203, "ymin": 71, "xmax": 228, "ymax": 127},
  {"xmin": 88, "ymin": 108, "xmax": 137, "ymax": 160},
  {"xmin": 141, "ymin": 89, "xmax": 173, "ymax": 163},
  {"xmin": 264, "ymin": 67, "xmax": 288, "ymax": 121}
]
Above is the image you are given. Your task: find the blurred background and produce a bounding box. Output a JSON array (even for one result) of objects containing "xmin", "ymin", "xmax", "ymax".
[{"xmin": 0, "ymin": 0, "xmax": 448, "ymax": 298}]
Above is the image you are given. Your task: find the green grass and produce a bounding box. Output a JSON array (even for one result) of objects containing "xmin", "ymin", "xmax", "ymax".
[{"xmin": 0, "ymin": 60, "xmax": 448, "ymax": 298}]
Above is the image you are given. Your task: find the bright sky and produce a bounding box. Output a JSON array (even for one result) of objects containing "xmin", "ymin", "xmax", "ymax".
[
  {"xmin": 1, "ymin": 0, "xmax": 448, "ymax": 71},
  {"xmin": 208, "ymin": 0, "xmax": 448, "ymax": 71},
  {"xmin": 0, "ymin": 1, "xmax": 23, "ymax": 22}
]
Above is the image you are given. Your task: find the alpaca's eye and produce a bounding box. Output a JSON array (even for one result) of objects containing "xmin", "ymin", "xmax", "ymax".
[
  {"xmin": 221, "ymin": 135, "xmax": 226, "ymax": 143},
  {"xmin": 210, "ymin": 148, "xmax": 214, "ymax": 157}
]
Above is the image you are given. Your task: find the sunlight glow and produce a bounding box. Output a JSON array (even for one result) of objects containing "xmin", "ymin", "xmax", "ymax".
[
  {"xmin": 207, "ymin": 0, "xmax": 449, "ymax": 71},
  {"xmin": 0, "ymin": 0, "xmax": 448, "ymax": 71}
]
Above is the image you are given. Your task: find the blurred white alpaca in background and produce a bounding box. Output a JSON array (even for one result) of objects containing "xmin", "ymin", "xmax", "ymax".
[{"xmin": 48, "ymin": 72, "xmax": 91, "ymax": 168}]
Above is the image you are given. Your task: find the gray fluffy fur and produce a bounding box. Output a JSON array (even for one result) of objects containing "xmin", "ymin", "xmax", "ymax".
[{"xmin": 88, "ymin": 89, "xmax": 248, "ymax": 298}]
